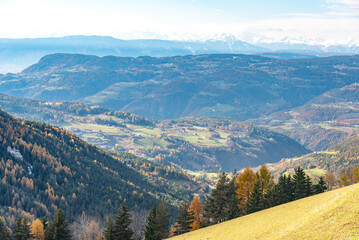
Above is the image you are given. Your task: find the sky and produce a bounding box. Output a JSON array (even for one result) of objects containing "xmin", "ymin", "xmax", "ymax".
[{"xmin": 0, "ymin": 0, "xmax": 358, "ymax": 45}]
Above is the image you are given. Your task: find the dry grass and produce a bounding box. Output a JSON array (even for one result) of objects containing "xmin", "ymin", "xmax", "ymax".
[{"xmin": 170, "ymin": 184, "xmax": 359, "ymax": 240}]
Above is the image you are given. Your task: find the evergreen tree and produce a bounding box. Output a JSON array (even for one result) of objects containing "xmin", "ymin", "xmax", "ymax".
[
  {"xmin": 174, "ymin": 201, "xmax": 194, "ymax": 235},
  {"xmin": 145, "ymin": 203, "xmax": 157, "ymax": 240},
  {"xmin": 0, "ymin": 217, "xmax": 11, "ymax": 240},
  {"xmin": 103, "ymin": 217, "xmax": 114, "ymax": 240},
  {"xmin": 313, "ymin": 176, "xmax": 327, "ymax": 194},
  {"xmin": 305, "ymin": 175, "xmax": 313, "ymax": 197},
  {"xmin": 293, "ymin": 167, "xmax": 308, "ymax": 200},
  {"xmin": 113, "ymin": 201, "xmax": 134, "ymax": 240},
  {"xmin": 275, "ymin": 175, "xmax": 294, "ymax": 205},
  {"xmin": 255, "ymin": 165, "xmax": 275, "ymax": 209},
  {"xmin": 45, "ymin": 209, "xmax": 71, "ymax": 240},
  {"xmin": 41, "ymin": 217, "xmax": 48, "ymax": 231},
  {"xmin": 145, "ymin": 199, "xmax": 170, "ymax": 240},
  {"xmin": 156, "ymin": 199, "xmax": 170, "ymax": 239},
  {"xmin": 204, "ymin": 172, "xmax": 230, "ymax": 224},
  {"xmin": 246, "ymin": 180, "xmax": 264, "ymax": 214},
  {"xmin": 13, "ymin": 216, "xmax": 32, "ymax": 240},
  {"xmin": 225, "ymin": 173, "xmax": 241, "ymax": 220}
]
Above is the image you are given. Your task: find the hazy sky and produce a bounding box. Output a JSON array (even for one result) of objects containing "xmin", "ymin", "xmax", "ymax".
[{"xmin": 0, "ymin": 0, "xmax": 358, "ymax": 45}]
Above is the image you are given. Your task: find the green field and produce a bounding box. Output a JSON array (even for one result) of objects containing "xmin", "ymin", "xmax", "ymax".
[{"xmin": 170, "ymin": 183, "xmax": 359, "ymax": 240}]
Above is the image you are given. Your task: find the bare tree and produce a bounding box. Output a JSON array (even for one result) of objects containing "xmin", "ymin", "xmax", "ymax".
[
  {"xmin": 130, "ymin": 209, "xmax": 149, "ymax": 240},
  {"xmin": 71, "ymin": 212, "xmax": 104, "ymax": 240}
]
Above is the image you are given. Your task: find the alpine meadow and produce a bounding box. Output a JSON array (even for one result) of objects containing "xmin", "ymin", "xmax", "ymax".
[{"xmin": 0, "ymin": 0, "xmax": 359, "ymax": 240}]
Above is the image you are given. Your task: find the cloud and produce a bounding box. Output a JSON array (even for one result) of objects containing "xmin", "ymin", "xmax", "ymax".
[{"xmin": 326, "ymin": 0, "xmax": 359, "ymax": 16}]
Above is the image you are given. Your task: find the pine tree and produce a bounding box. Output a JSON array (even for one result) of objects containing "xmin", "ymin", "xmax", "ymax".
[
  {"xmin": 293, "ymin": 167, "xmax": 308, "ymax": 200},
  {"xmin": 313, "ymin": 176, "xmax": 327, "ymax": 194},
  {"xmin": 13, "ymin": 216, "xmax": 32, "ymax": 240},
  {"xmin": 275, "ymin": 175, "xmax": 294, "ymax": 205},
  {"xmin": 174, "ymin": 201, "xmax": 194, "ymax": 235},
  {"xmin": 156, "ymin": 199, "xmax": 170, "ymax": 239},
  {"xmin": 188, "ymin": 196, "xmax": 203, "ymax": 231},
  {"xmin": 145, "ymin": 199, "xmax": 170, "ymax": 240},
  {"xmin": 103, "ymin": 217, "xmax": 114, "ymax": 240},
  {"xmin": 41, "ymin": 217, "xmax": 48, "ymax": 231},
  {"xmin": 305, "ymin": 175, "xmax": 313, "ymax": 197},
  {"xmin": 225, "ymin": 173, "xmax": 241, "ymax": 220},
  {"xmin": 113, "ymin": 201, "xmax": 134, "ymax": 240},
  {"xmin": 204, "ymin": 172, "xmax": 230, "ymax": 224},
  {"xmin": 246, "ymin": 180, "xmax": 264, "ymax": 214},
  {"xmin": 255, "ymin": 165, "xmax": 275, "ymax": 209},
  {"xmin": 0, "ymin": 217, "xmax": 11, "ymax": 240},
  {"xmin": 145, "ymin": 203, "xmax": 157, "ymax": 240},
  {"xmin": 45, "ymin": 209, "xmax": 71, "ymax": 240}
]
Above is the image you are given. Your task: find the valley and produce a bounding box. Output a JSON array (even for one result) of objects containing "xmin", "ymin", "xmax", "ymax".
[{"xmin": 0, "ymin": 94, "xmax": 308, "ymax": 172}]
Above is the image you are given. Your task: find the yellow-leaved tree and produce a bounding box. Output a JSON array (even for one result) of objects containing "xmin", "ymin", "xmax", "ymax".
[
  {"xmin": 188, "ymin": 195, "xmax": 203, "ymax": 231},
  {"xmin": 31, "ymin": 219, "xmax": 44, "ymax": 240},
  {"xmin": 235, "ymin": 167, "xmax": 256, "ymax": 210}
]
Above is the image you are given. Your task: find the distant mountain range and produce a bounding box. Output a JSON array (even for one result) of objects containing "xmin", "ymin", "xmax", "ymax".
[
  {"xmin": 1, "ymin": 53, "xmax": 358, "ymax": 123},
  {"xmin": 1, "ymin": 35, "xmax": 358, "ymax": 73}
]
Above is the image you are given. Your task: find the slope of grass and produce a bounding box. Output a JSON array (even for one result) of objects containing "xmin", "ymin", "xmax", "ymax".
[{"xmin": 170, "ymin": 183, "xmax": 359, "ymax": 240}]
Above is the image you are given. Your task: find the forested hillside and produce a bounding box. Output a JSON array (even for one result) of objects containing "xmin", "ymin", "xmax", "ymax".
[
  {"xmin": 0, "ymin": 54, "xmax": 358, "ymax": 121},
  {"xmin": 0, "ymin": 109, "xmax": 194, "ymax": 226},
  {"xmin": 0, "ymin": 94, "xmax": 309, "ymax": 171},
  {"xmin": 265, "ymin": 134, "xmax": 359, "ymax": 180},
  {"xmin": 248, "ymin": 83, "xmax": 359, "ymax": 151}
]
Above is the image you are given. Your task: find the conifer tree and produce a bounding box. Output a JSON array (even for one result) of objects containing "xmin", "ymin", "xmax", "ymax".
[
  {"xmin": 293, "ymin": 167, "xmax": 308, "ymax": 200},
  {"xmin": 204, "ymin": 172, "xmax": 230, "ymax": 224},
  {"xmin": 225, "ymin": 173, "xmax": 241, "ymax": 220},
  {"xmin": 246, "ymin": 179, "xmax": 264, "ymax": 214},
  {"xmin": 45, "ymin": 209, "xmax": 71, "ymax": 240},
  {"xmin": 103, "ymin": 217, "xmax": 114, "ymax": 240},
  {"xmin": 41, "ymin": 217, "xmax": 48, "ymax": 231},
  {"xmin": 145, "ymin": 199, "xmax": 170, "ymax": 240},
  {"xmin": 188, "ymin": 196, "xmax": 203, "ymax": 231},
  {"xmin": 145, "ymin": 203, "xmax": 157, "ymax": 240},
  {"xmin": 113, "ymin": 201, "xmax": 134, "ymax": 240},
  {"xmin": 275, "ymin": 175, "xmax": 294, "ymax": 205},
  {"xmin": 305, "ymin": 175, "xmax": 313, "ymax": 197},
  {"xmin": 0, "ymin": 217, "xmax": 11, "ymax": 240},
  {"xmin": 255, "ymin": 165, "xmax": 275, "ymax": 208},
  {"xmin": 174, "ymin": 201, "xmax": 194, "ymax": 235},
  {"xmin": 313, "ymin": 176, "xmax": 327, "ymax": 194},
  {"xmin": 235, "ymin": 167, "xmax": 256, "ymax": 210},
  {"xmin": 13, "ymin": 216, "xmax": 32, "ymax": 240},
  {"xmin": 31, "ymin": 219, "xmax": 45, "ymax": 240},
  {"xmin": 156, "ymin": 199, "xmax": 170, "ymax": 239}
]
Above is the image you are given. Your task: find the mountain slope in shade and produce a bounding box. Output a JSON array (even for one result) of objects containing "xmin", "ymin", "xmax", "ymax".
[
  {"xmin": 0, "ymin": 109, "xmax": 192, "ymax": 223},
  {"xmin": 170, "ymin": 183, "xmax": 359, "ymax": 240},
  {"xmin": 1, "ymin": 53, "xmax": 358, "ymax": 122}
]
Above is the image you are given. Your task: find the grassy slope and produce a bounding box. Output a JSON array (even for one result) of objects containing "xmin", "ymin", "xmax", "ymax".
[{"xmin": 170, "ymin": 183, "xmax": 359, "ymax": 240}]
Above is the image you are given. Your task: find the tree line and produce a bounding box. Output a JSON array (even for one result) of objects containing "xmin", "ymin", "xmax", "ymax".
[{"xmin": 1, "ymin": 165, "xmax": 333, "ymax": 240}]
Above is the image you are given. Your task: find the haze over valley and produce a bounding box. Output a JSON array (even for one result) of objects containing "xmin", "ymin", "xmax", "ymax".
[{"xmin": 0, "ymin": 0, "xmax": 359, "ymax": 239}]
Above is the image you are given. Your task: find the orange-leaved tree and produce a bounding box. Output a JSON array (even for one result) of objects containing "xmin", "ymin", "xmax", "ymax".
[
  {"xmin": 188, "ymin": 195, "xmax": 203, "ymax": 231},
  {"xmin": 235, "ymin": 167, "xmax": 256, "ymax": 210}
]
